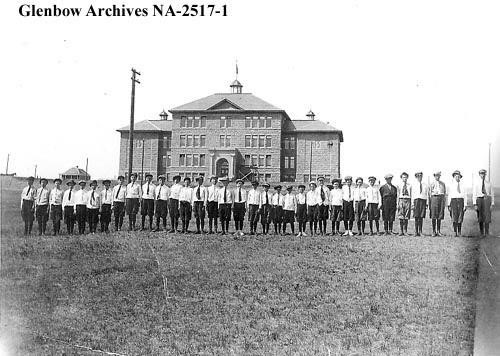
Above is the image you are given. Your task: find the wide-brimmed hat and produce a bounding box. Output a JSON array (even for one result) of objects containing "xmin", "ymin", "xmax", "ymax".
[
  {"xmin": 145, "ymin": 173, "xmax": 153, "ymax": 179},
  {"xmin": 117, "ymin": 175, "xmax": 125, "ymax": 180},
  {"xmin": 368, "ymin": 176, "xmax": 377, "ymax": 181},
  {"xmin": 79, "ymin": 180, "xmax": 87, "ymax": 186},
  {"xmin": 274, "ymin": 185, "xmax": 282, "ymax": 190},
  {"xmin": 332, "ymin": 179, "xmax": 341, "ymax": 185},
  {"xmin": 39, "ymin": 178, "xmax": 48, "ymax": 184},
  {"xmin": 433, "ymin": 171, "xmax": 442, "ymax": 176},
  {"xmin": 172, "ymin": 175, "xmax": 181, "ymax": 181},
  {"xmin": 66, "ymin": 179, "xmax": 76, "ymax": 186},
  {"xmin": 219, "ymin": 176, "xmax": 229, "ymax": 182},
  {"xmin": 298, "ymin": 184, "xmax": 306, "ymax": 189},
  {"xmin": 355, "ymin": 177, "xmax": 363, "ymax": 183},
  {"xmin": 384, "ymin": 174, "xmax": 393, "ymax": 179},
  {"xmin": 130, "ymin": 172, "xmax": 138, "ymax": 178},
  {"xmin": 452, "ymin": 170, "xmax": 463, "ymax": 178},
  {"xmin": 251, "ymin": 181, "xmax": 259, "ymax": 186},
  {"xmin": 400, "ymin": 172, "xmax": 409, "ymax": 178},
  {"xmin": 53, "ymin": 178, "xmax": 62, "ymax": 184},
  {"xmin": 157, "ymin": 175, "xmax": 166, "ymax": 181},
  {"xmin": 90, "ymin": 180, "xmax": 98, "ymax": 186},
  {"xmin": 309, "ymin": 181, "xmax": 317, "ymax": 186},
  {"xmin": 317, "ymin": 176, "xmax": 325, "ymax": 181},
  {"xmin": 235, "ymin": 179, "xmax": 244, "ymax": 184},
  {"xmin": 102, "ymin": 179, "xmax": 111, "ymax": 185},
  {"xmin": 414, "ymin": 172, "xmax": 423, "ymax": 177},
  {"xmin": 262, "ymin": 183, "xmax": 270, "ymax": 188},
  {"xmin": 479, "ymin": 169, "xmax": 487, "ymax": 174}
]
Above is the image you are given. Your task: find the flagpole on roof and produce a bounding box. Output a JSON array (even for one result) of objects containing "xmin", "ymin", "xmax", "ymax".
[{"xmin": 235, "ymin": 59, "xmax": 238, "ymax": 80}]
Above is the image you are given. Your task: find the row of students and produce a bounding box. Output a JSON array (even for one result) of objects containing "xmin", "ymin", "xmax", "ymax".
[{"xmin": 20, "ymin": 169, "xmax": 494, "ymax": 237}]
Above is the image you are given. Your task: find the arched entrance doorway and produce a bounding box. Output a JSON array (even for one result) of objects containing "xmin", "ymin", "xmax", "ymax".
[{"xmin": 216, "ymin": 158, "xmax": 229, "ymax": 177}]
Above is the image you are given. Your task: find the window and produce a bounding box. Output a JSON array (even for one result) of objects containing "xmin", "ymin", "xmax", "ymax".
[
  {"xmin": 245, "ymin": 116, "xmax": 251, "ymax": 128},
  {"xmin": 180, "ymin": 116, "xmax": 187, "ymax": 127},
  {"xmin": 179, "ymin": 154, "xmax": 185, "ymax": 166},
  {"xmin": 185, "ymin": 135, "xmax": 192, "ymax": 147},
  {"xmin": 187, "ymin": 116, "xmax": 193, "ymax": 128},
  {"xmin": 252, "ymin": 135, "xmax": 258, "ymax": 148},
  {"xmin": 220, "ymin": 135, "xmax": 231, "ymax": 147},
  {"xmin": 186, "ymin": 154, "xmax": 193, "ymax": 167},
  {"xmin": 265, "ymin": 173, "xmax": 271, "ymax": 182},
  {"xmin": 259, "ymin": 155, "xmax": 265, "ymax": 167},
  {"xmin": 226, "ymin": 135, "xmax": 231, "ymax": 147},
  {"xmin": 244, "ymin": 154, "xmax": 251, "ymax": 166},
  {"xmin": 290, "ymin": 157, "xmax": 295, "ymax": 169},
  {"xmin": 180, "ymin": 135, "xmax": 186, "ymax": 147},
  {"xmin": 290, "ymin": 137, "xmax": 296, "ymax": 149},
  {"xmin": 193, "ymin": 135, "xmax": 200, "ymax": 147},
  {"xmin": 220, "ymin": 135, "xmax": 224, "ymax": 147},
  {"xmin": 193, "ymin": 155, "xmax": 199, "ymax": 167},
  {"xmin": 200, "ymin": 154, "xmax": 206, "ymax": 167},
  {"xmin": 304, "ymin": 175, "xmax": 309, "ymax": 183},
  {"xmin": 283, "ymin": 137, "xmax": 290, "ymax": 149},
  {"xmin": 259, "ymin": 117, "xmax": 265, "ymax": 128},
  {"xmin": 135, "ymin": 140, "xmax": 143, "ymax": 148},
  {"xmin": 252, "ymin": 116, "xmax": 258, "ymax": 128},
  {"xmin": 194, "ymin": 116, "xmax": 200, "ymax": 128},
  {"xmin": 266, "ymin": 117, "xmax": 272, "ymax": 128},
  {"xmin": 266, "ymin": 135, "xmax": 272, "ymax": 148},
  {"xmin": 200, "ymin": 135, "xmax": 206, "ymax": 147},
  {"xmin": 259, "ymin": 135, "xmax": 265, "ymax": 148},
  {"xmin": 266, "ymin": 155, "xmax": 272, "ymax": 167},
  {"xmin": 166, "ymin": 173, "xmax": 170, "ymax": 182},
  {"xmin": 200, "ymin": 116, "xmax": 207, "ymax": 127},
  {"xmin": 284, "ymin": 157, "xmax": 289, "ymax": 169},
  {"xmin": 167, "ymin": 155, "xmax": 171, "ymax": 167},
  {"xmin": 251, "ymin": 155, "xmax": 258, "ymax": 166},
  {"xmin": 220, "ymin": 116, "xmax": 231, "ymax": 128},
  {"xmin": 163, "ymin": 135, "xmax": 171, "ymax": 149},
  {"xmin": 245, "ymin": 135, "xmax": 251, "ymax": 148}
]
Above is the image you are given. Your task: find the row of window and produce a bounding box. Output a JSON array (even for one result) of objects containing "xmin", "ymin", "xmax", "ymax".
[
  {"xmin": 180, "ymin": 135, "xmax": 207, "ymax": 147},
  {"xmin": 282, "ymin": 136, "xmax": 296, "ymax": 150},
  {"xmin": 179, "ymin": 154, "xmax": 207, "ymax": 167},
  {"xmin": 244, "ymin": 154, "xmax": 272, "ymax": 167},
  {"xmin": 244, "ymin": 135, "xmax": 272, "ymax": 148},
  {"xmin": 282, "ymin": 174, "xmax": 296, "ymax": 182},
  {"xmin": 245, "ymin": 116, "xmax": 272, "ymax": 128},
  {"xmin": 180, "ymin": 116, "xmax": 207, "ymax": 128},
  {"xmin": 283, "ymin": 156, "xmax": 296, "ymax": 169},
  {"xmin": 220, "ymin": 135, "xmax": 231, "ymax": 147}
]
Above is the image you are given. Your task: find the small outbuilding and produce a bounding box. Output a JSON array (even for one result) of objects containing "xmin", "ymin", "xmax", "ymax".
[{"xmin": 59, "ymin": 166, "xmax": 90, "ymax": 181}]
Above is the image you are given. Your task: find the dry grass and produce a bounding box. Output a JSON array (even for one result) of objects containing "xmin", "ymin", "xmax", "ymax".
[{"xmin": 0, "ymin": 177, "xmax": 483, "ymax": 355}]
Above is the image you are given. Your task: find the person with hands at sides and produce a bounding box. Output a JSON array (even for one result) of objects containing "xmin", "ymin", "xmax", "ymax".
[
  {"xmin": 448, "ymin": 170, "xmax": 467, "ymax": 237},
  {"xmin": 473, "ymin": 169, "xmax": 495, "ymax": 237}
]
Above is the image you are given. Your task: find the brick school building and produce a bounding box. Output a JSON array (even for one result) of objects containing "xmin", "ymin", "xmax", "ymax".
[{"xmin": 117, "ymin": 78, "xmax": 343, "ymax": 183}]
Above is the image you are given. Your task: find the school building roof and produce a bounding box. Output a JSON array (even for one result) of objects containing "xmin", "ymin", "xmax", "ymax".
[
  {"xmin": 169, "ymin": 93, "xmax": 284, "ymax": 112},
  {"xmin": 283, "ymin": 119, "xmax": 344, "ymax": 141},
  {"xmin": 117, "ymin": 119, "xmax": 172, "ymax": 133}
]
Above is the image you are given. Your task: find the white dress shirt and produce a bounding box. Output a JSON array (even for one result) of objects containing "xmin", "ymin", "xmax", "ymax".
[
  {"xmin": 112, "ymin": 184, "xmax": 126, "ymax": 203},
  {"xmin": 207, "ymin": 185, "xmax": 219, "ymax": 202},
  {"xmin": 272, "ymin": 192, "xmax": 285, "ymax": 206},
  {"xmin": 192, "ymin": 185, "xmax": 208, "ymax": 203},
  {"xmin": 397, "ymin": 183, "xmax": 412, "ymax": 199},
  {"xmin": 342, "ymin": 184, "xmax": 355, "ymax": 202},
  {"xmin": 295, "ymin": 192, "xmax": 307, "ymax": 205},
  {"xmin": 49, "ymin": 188, "xmax": 63, "ymax": 205},
  {"xmin": 217, "ymin": 186, "xmax": 233, "ymax": 204},
  {"xmin": 179, "ymin": 186, "xmax": 193, "ymax": 203},
  {"xmin": 74, "ymin": 189, "xmax": 88, "ymax": 205},
  {"xmin": 36, "ymin": 187, "xmax": 50, "ymax": 206},
  {"xmin": 447, "ymin": 180, "xmax": 467, "ymax": 206},
  {"xmin": 155, "ymin": 184, "xmax": 170, "ymax": 201},
  {"xmin": 126, "ymin": 182, "xmax": 141, "ymax": 199},
  {"xmin": 306, "ymin": 190, "xmax": 318, "ymax": 206},
  {"xmin": 62, "ymin": 188, "xmax": 76, "ymax": 208},
  {"xmin": 87, "ymin": 189, "xmax": 101, "ymax": 209},
  {"xmin": 473, "ymin": 179, "xmax": 495, "ymax": 203},
  {"xmin": 353, "ymin": 186, "xmax": 367, "ymax": 202},
  {"xmin": 142, "ymin": 182, "xmax": 156, "ymax": 200},
  {"xmin": 365, "ymin": 185, "xmax": 381, "ymax": 205},
  {"xmin": 21, "ymin": 186, "xmax": 36, "ymax": 207},
  {"xmin": 261, "ymin": 191, "xmax": 273, "ymax": 205},
  {"xmin": 283, "ymin": 193, "xmax": 296, "ymax": 211},
  {"xmin": 169, "ymin": 183, "xmax": 182, "ymax": 200},
  {"xmin": 315, "ymin": 185, "xmax": 330, "ymax": 205},
  {"xmin": 233, "ymin": 187, "xmax": 247, "ymax": 203},
  {"xmin": 247, "ymin": 189, "xmax": 261, "ymax": 206},
  {"xmin": 430, "ymin": 180, "xmax": 446, "ymax": 196},
  {"xmin": 412, "ymin": 181, "xmax": 429, "ymax": 201},
  {"xmin": 101, "ymin": 188, "xmax": 113, "ymax": 205},
  {"xmin": 329, "ymin": 189, "xmax": 343, "ymax": 206}
]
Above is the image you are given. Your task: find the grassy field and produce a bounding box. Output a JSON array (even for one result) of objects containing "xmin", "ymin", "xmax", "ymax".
[{"xmin": 1, "ymin": 177, "xmax": 492, "ymax": 355}]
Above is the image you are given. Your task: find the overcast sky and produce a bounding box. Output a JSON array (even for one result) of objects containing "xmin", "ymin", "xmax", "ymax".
[{"xmin": 2, "ymin": 0, "xmax": 499, "ymax": 187}]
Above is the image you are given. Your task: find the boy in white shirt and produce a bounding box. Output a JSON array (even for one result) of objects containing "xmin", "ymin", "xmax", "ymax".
[
  {"xmin": 154, "ymin": 175, "xmax": 170, "ymax": 232},
  {"xmin": 342, "ymin": 176, "xmax": 355, "ymax": 236},
  {"xmin": 473, "ymin": 169, "xmax": 495, "ymax": 236},
  {"xmin": 62, "ymin": 180, "xmax": 76, "ymax": 234},
  {"xmin": 329, "ymin": 179, "xmax": 343, "ymax": 235},
  {"xmin": 412, "ymin": 172, "xmax": 428, "ymax": 237},
  {"xmin": 21, "ymin": 176, "xmax": 36, "ymax": 235},
  {"xmin": 282, "ymin": 185, "xmax": 296, "ymax": 235},
  {"xmin": 260, "ymin": 183, "xmax": 273, "ymax": 235},
  {"xmin": 271, "ymin": 185, "xmax": 284, "ymax": 235},
  {"xmin": 125, "ymin": 173, "xmax": 141, "ymax": 231},
  {"xmin": 35, "ymin": 178, "xmax": 50, "ymax": 235},
  {"xmin": 87, "ymin": 180, "xmax": 101, "ymax": 234},
  {"xmin": 306, "ymin": 182, "xmax": 318, "ymax": 236},
  {"xmin": 100, "ymin": 180, "xmax": 113, "ymax": 233},
  {"xmin": 365, "ymin": 176, "xmax": 381, "ymax": 235},
  {"xmin": 74, "ymin": 180, "xmax": 88, "ymax": 234},
  {"xmin": 295, "ymin": 184, "xmax": 307, "ymax": 237},
  {"xmin": 179, "ymin": 177, "xmax": 193, "ymax": 233},
  {"xmin": 207, "ymin": 176, "xmax": 219, "ymax": 234},
  {"xmin": 397, "ymin": 172, "xmax": 412, "ymax": 236},
  {"xmin": 141, "ymin": 173, "xmax": 156, "ymax": 231},
  {"xmin": 448, "ymin": 170, "xmax": 467, "ymax": 237},
  {"xmin": 247, "ymin": 181, "xmax": 261, "ymax": 235},
  {"xmin": 112, "ymin": 175, "xmax": 126, "ymax": 231},
  {"xmin": 49, "ymin": 178, "xmax": 64, "ymax": 236},
  {"xmin": 233, "ymin": 179, "xmax": 247, "ymax": 236},
  {"xmin": 218, "ymin": 177, "xmax": 232, "ymax": 235},
  {"xmin": 353, "ymin": 177, "xmax": 367, "ymax": 235},
  {"xmin": 168, "ymin": 175, "xmax": 182, "ymax": 233},
  {"xmin": 316, "ymin": 177, "xmax": 330, "ymax": 236},
  {"xmin": 192, "ymin": 176, "xmax": 207, "ymax": 234}
]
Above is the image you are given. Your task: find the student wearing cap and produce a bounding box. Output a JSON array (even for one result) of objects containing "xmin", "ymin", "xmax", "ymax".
[
  {"xmin": 168, "ymin": 175, "xmax": 182, "ymax": 233},
  {"xmin": 365, "ymin": 176, "xmax": 381, "ymax": 235},
  {"xmin": 179, "ymin": 177, "xmax": 194, "ymax": 233},
  {"xmin": 154, "ymin": 175, "xmax": 170, "ymax": 232},
  {"xmin": 353, "ymin": 177, "xmax": 367, "ymax": 235},
  {"xmin": 141, "ymin": 173, "xmax": 156, "ymax": 231},
  {"xmin": 380, "ymin": 174, "xmax": 397, "ymax": 235},
  {"xmin": 100, "ymin": 180, "xmax": 113, "ymax": 233},
  {"xmin": 397, "ymin": 172, "xmax": 412, "ymax": 236},
  {"xmin": 473, "ymin": 169, "xmax": 495, "ymax": 236},
  {"xmin": 62, "ymin": 180, "xmax": 76, "ymax": 234},
  {"xmin": 448, "ymin": 170, "xmax": 467, "ymax": 237},
  {"xmin": 34, "ymin": 178, "xmax": 50, "ymax": 235},
  {"xmin": 233, "ymin": 179, "xmax": 247, "ymax": 236},
  {"xmin": 413, "ymin": 172, "xmax": 428, "ymax": 237},
  {"xmin": 260, "ymin": 183, "xmax": 273, "ymax": 235},
  {"xmin": 341, "ymin": 176, "xmax": 355, "ymax": 236},
  {"xmin": 295, "ymin": 184, "xmax": 307, "ymax": 237},
  {"xmin": 217, "ymin": 177, "xmax": 232, "ymax": 235},
  {"xmin": 20, "ymin": 176, "xmax": 36, "ymax": 235},
  {"xmin": 49, "ymin": 178, "xmax": 63, "ymax": 236},
  {"xmin": 192, "ymin": 176, "xmax": 208, "ymax": 234},
  {"xmin": 316, "ymin": 177, "xmax": 330, "ymax": 236},
  {"xmin": 207, "ymin": 176, "xmax": 219, "ymax": 234},
  {"xmin": 429, "ymin": 171, "xmax": 446, "ymax": 236},
  {"xmin": 306, "ymin": 182, "xmax": 319, "ymax": 235},
  {"xmin": 282, "ymin": 185, "xmax": 296, "ymax": 235},
  {"xmin": 125, "ymin": 173, "xmax": 141, "ymax": 231},
  {"xmin": 112, "ymin": 175, "xmax": 126, "ymax": 231},
  {"xmin": 87, "ymin": 180, "xmax": 101, "ymax": 234},
  {"xmin": 247, "ymin": 181, "xmax": 261, "ymax": 235},
  {"xmin": 329, "ymin": 179, "xmax": 343, "ymax": 235},
  {"xmin": 271, "ymin": 185, "xmax": 285, "ymax": 235}
]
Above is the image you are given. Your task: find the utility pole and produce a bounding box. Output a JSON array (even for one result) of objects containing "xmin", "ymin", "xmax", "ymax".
[
  {"xmin": 128, "ymin": 68, "xmax": 141, "ymax": 182},
  {"xmin": 488, "ymin": 142, "xmax": 492, "ymax": 182},
  {"xmin": 85, "ymin": 157, "xmax": 89, "ymax": 180},
  {"xmin": 5, "ymin": 153, "xmax": 9, "ymax": 175},
  {"xmin": 309, "ymin": 141, "xmax": 313, "ymax": 181},
  {"xmin": 34, "ymin": 165, "xmax": 37, "ymax": 179},
  {"xmin": 141, "ymin": 139, "xmax": 145, "ymax": 185}
]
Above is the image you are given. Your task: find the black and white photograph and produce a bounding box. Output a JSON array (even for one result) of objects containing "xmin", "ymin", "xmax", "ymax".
[{"xmin": 1, "ymin": 0, "xmax": 499, "ymax": 354}]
